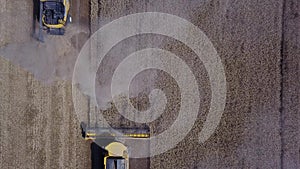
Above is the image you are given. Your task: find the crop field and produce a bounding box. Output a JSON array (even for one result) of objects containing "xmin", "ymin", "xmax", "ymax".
[{"xmin": 0, "ymin": 0, "xmax": 299, "ymax": 168}]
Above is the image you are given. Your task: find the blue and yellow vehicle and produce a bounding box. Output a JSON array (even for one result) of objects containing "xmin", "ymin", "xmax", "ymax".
[{"xmin": 35, "ymin": 0, "xmax": 71, "ymax": 41}]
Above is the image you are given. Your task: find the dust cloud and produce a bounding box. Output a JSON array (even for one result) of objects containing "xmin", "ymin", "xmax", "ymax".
[{"xmin": 0, "ymin": 25, "xmax": 89, "ymax": 83}]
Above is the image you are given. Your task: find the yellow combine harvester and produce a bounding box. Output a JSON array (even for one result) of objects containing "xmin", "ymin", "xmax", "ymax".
[
  {"xmin": 81, "ymin": 122, "xmax": 150, "ymax": 169},
  {"xmin": 34, "ymin": 0, "xmax": 71, "ymax": 41}
]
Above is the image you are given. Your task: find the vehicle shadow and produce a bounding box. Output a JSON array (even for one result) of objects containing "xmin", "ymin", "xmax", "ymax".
[{"xmin": 32, "ymin": 0, "xmax": 39, "ymax": 35}]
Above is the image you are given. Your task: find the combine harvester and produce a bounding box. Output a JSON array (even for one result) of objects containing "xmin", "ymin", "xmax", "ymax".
[
  {"xmin": 81, "ymin": 122, "xmax": 150, "ymax": 169},
  {"xmin": 80, "ymin": 97, "xmax": 150, "ymax": 169},
  {"xmin": 33, "ymin": 0, "xmax": 72, "ymax": 41}
]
